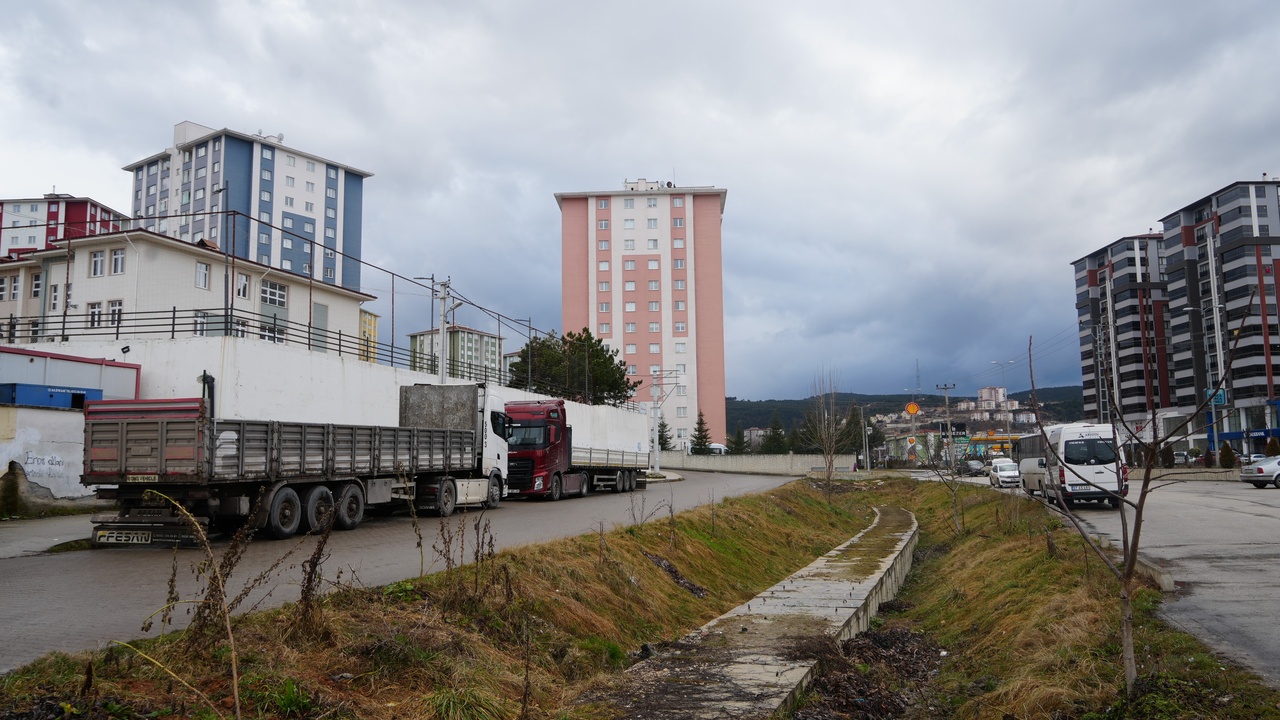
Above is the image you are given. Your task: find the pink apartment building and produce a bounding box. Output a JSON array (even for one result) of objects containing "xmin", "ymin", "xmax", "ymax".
[{"xmin": 556, "ymin": 179, "xmax": 727, "ymax": 449}]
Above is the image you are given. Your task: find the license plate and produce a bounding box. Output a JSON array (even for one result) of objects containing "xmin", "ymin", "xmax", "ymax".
[
  {"xmin": 1071, "ymin": 485, "xmax": 1091, "ymax": 492},
  {"xmin": 96, "ymin": 529, "xmax": 152, "ymax": 544},
  {"xmin": 127, "ymin": 474, "xmax": 160, "ymax": 483}
]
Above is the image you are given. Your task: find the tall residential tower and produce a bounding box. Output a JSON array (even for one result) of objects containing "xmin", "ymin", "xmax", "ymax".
[{"xmin": 556, "ymin": 179, "xmax": 727, "ymax": 449}]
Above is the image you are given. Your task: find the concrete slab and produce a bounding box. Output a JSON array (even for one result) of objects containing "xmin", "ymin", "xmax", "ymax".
[
  {"xmin": 579, "ymin": 505, "xmax": 918, "ymax": 718},
  {"xmin": 0, "ymin": 515, "xmax": 93, "ymax": 559}
]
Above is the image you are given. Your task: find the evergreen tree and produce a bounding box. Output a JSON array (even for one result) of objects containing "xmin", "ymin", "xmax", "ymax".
[
  {"xmin": 760, "ymin": 413, "xmax": 789, "ymax": 454},
  {"xmin": 508, "ymin": 328, "xmax": 640, "ymax": 406},
  {"xmin": 690, "ymin": 411, "xmax": 713, "ymax": 454},
  {"xmin": 657, "ymin": 418, "xmax": 673, "ymax": 451},
  {"xmin": 727, "ymin": 424, "xmax": 749, "ymax": 454}
]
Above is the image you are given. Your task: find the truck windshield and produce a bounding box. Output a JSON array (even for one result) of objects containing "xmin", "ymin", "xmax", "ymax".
[
  {"xmin": 508, "ymin": 423, "xmax": 548, "ymax": 447},
  {"xmin": 1063, "ymin": 438, "xmax": 1117, "ymax": 465}
]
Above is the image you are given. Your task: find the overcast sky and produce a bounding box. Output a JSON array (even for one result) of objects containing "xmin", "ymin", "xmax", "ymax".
[{"xmin": 4, "ymin": 1, "xmax": 1280, "ymax": 400}]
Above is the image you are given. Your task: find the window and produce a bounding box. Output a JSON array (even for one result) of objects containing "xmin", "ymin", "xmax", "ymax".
[
  {"xmin": 260, "ymin": 324, "xmax": 285, "ymax": 344},
  {"xmin": 194, "ymin": 311, "xmax": 208, "ymax": 337},
  {"xmin": 108, "ymin": 300, "xmax": 122, "ymax": 326},
  {"xmin": 259, "ymin": 254, "xmax": 270, "ymax": 264},
  {"xmin": 147, "ymin": 183, "xmax": 156, "ymax": 196},
  {"xmin": 283, "ymin": 217, "xmax": 294, "ymax": 229},
  {"xmin": 624, "ymin": 239, "xmax": 635, "ymax": 250},
  {"xmin": 624, "ymin": 260, "xmax": 636, "ymax": 270},
  {"xmin": 195, "ymin": 166, "xmax": 207, "ymax": 179},
  {"xmin": 627, "ymin": 365, "xmax": 637, "ymax": 375},
  {"xmin": 598, "ymin": 220, "xmax": 609, "ymax": 229},
  {"xmin": 598, "ymin": 199, "xmax": 609, "ymax": 209},
  {"xmin": 647, "ymin": 218, "xmax": 658, "ymax": 229},
  {"xmin": 675, "ymin": 343, "xmax": 686, "ymax": 353},
  {"xmin": 195, "ymin": 262, "xmax": 210, "ymax": 289},
  {"xmin": 236, "ymin": 273, "xmax": 250, "ymax": 299},
  {"xmin": 647, "ymin": 260, "xmax": 659, "ymax": 270},
  {"xmin": 598, "ymin": 281, "xmax": 610, "ymax": 291},
  {"xmin": 90, "ymin": 251, "xmax": 105, "ymax": 277},
  {"xmin": 0, "ymin": 277, "xmax": 5, "ymax": 299},
  {"xmin": 623, "ymin": 219, "xmax": 636, "ymax": 229},
  {"xmin": 135, "ymin": 168, "xmax": 143, "ymax": 180},
  {"xmin": 306, "ymin": 181, "xmax": 316, "ymax": 192},
  {"xmin": 624, "ymin": 302, "xmax": 636, "ymax": 312},
  {"xmin": 327, "ymin": 168, "xmax": 337, "ymax": 179},
  {"xmin": 305, "ymin": 202, "xmax": 314, "ymax": 212},
  {"xmin": 672, "ymin": 197, "xmax": 684, "ymax": 207},
  {"xmin": 231, "ymin": 319, "xmax": 247, "ymax": 337},
  {"xmin": 261, "ymin": 280, "xmax": 287, "ymax": 307},
  {"xmin": 624, "ymin": 281, "xmax": 636, "ymax": 291},
  {"xmin": 303, "ymin": 263, "xmax": 311, "ymax": 275},
  {"xmin": 306, "ymin": 160, "xmax": 316, "ymax": 172},
  {"xmin": 648, "ymin": 301, "xmax": 660, "ymax": 311},
  {"xmin": 283, "ymin": 237, "xmax": 293, "ymax": 250},
  {"xmin": 260, "ymin": 190, "xmax": 271, "ymax": 202},
  {"xmin": 625, "ymin": 344, "xmax": 636, "ymax": 354},
  {"xmin": 647, "ymin": 198, "xmax": 657, "ymax": 208},
  {"xmin": 676, "ymin": 407, "xmax": 688, "ymax": 418},
  {"xmin": 7, "ymin": 276, "xmax": 16, "ymax": 300},
  {"xmin": 31, "ymin": 272, "xmax": 41, "ymax": 298},
  {"xmin": 303, "ymin": 243, "xmax": 312, "ymax": 254},
  {"xmin": 284, "ymin": 197, "xmax": 294, "ymax": 207},
  {"xmin": 649, "ymin": 343, "xmax": 660, "ymax": 353},
  {"xmin": 325, "ymin": 248, "xmax": 335, "ymax": 258},
  {"xmin": 213, "ymin": 139, "xmax": 221, "ymax": 152},
  {"xmin": 325, "ymin": 207, "xmax": 336, "ymax": 218},
  {"xmin": 212, "ymin": 161, "xmax": 220, "ymax": 174},
  {"xmin": 598, "ymin": 323, "xmax": 610, "ymax": 333},
  {"xmin": 324, "ymin": 267, "xmax": 334, "ymax": 279},
  {"xmin": 674, "ymin": 321, "xmax": 686, "ymax": 332},
  {"xmin": 598, "ymin": 261, "xmax": 610, "ymax": 271},
  {"xmin": 49, "ymin": 284, "xmax": 58, "ymax": 311},
  {"xmin": 675, "ymin": 363, "xmax": 686, "ymax": 373},
  {"xmin": 647, "ymin": 239, "xmax": 658, "ymax": 250},
  {"xmin": 259, "ymin": 231, "xmax": 271, "ymax": 244},
  {"xmin": 648, "ymin": 280, "xmax": 660, "ymax": 290},
  {"xmin": 111, "ymin": 249, "xmax": 125, "ymax": 274},
  {"xmin": 262, "ymin": 147, "xmax": 273, "ymax": 160},
  {"xmin": 325, "ymin": 227, "xmax": 336, "ymax": 238},
  {"xmin": 194, "ymin": 188, "xmax": 205, "ymax": 200},
  {"xmin": 282, "ymin": 259, "xmax": 292, "ymax": 271},
  {"xmin": 303, "ymin": 222, "xmax": 314, "ymax": 233},
  {"xmin": 326, "ymin": 187, "xmax": 337, "ymax": 198},
  {"xmin": 599, "ymin": 302, "xmax": 611, "ymax": 312},
  {"xmin": 598, "ymin": 240, "xmax": 610, "ymax": 250},
  {"xmin": 286, "ymin": 155, "xmax": 296, "ymax": 167},
  {"xmin": 87, "ymin": 302, "xmax": 102, "ymax": 328},
  {"xmin": 673, "ymin": 259, "xmax": 685, "ymax": 269},
  {"xmin": 624, "ymin": 322, "xmax": 636, "ymax": 332},
  {"xmin": 674, "ymin": 300, "xmax": 686, "ymax": 311},
  {"xmin": 673, "ymin": 218, "xmax": 684, "ymax": 228},
  {"xmin": 649, "ymin": 322, "xmax": 660, "ymax": 332},
  {"xmin": 674, "ymin": 279, "xmax": 685, "ymax": 290},
  {"xmin": 196, "ymin": 145, "xmax": 207, "ymax": 158},
  {"xmin": 649, "ymin": 364, "xmax": 660, "ymax": 375},
  {"xmin": 285, "ymin": 176, "xmax": 295, "ymax": 187}
]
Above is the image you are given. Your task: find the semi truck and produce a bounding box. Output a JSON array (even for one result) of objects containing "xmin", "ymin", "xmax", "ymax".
[
  {"xmin": 504, "ymin": 398, "xmax": 650, "ymax": 499},
  {"xmin": 81, "ymin": 383, "xmax": 509, "ymax": 547}
]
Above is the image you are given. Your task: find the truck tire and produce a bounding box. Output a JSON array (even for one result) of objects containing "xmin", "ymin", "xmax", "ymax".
[
  {"xmin": 303, "ymin": 485, "xmax": 334, "ymax": 533},
  {"xmin": 614, "ymin": 472, "xmax": 626, "ymax": 494},
  {"xmin": 576, "ymin": 473, "xmax": 589, "ymax": 498},
  {"xmin": 335, "ymin": 483, "xmax": 365, "ymax": 530},
  {"xmin": 267, "ymin": 487, "xmax": 302, "ymax": 539},
  {"xmin": 549, "ymin": 474, "xmax": 562, "ymax": 501},
  {"xmin": 628, "ymin": 470, "xmax": 637, "ymax": 492},
  {"xmin": 483, "ymin": 475, "xmax": 502, "ymax": 509},
  {"xmin": 437, "ymin": 480, "xmax": 456, "ymax": 517}
]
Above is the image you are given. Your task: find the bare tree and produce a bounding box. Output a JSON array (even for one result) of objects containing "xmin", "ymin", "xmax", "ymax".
[
  {"xmin": 796, "ymin": 370, "xmax": 858, "ymax": 490},
  {"xmin": 1023, "ymin": 297, "xmax": 1247, "ymax": 698}
]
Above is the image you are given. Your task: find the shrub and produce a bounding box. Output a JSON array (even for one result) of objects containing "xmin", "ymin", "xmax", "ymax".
[
  {"xmin": 1267, "ymin": 437, "xmax": 1280, "ymax": 457},
  {"xmin": 1218, "ymin": 444, "xmax": 1236, "ymax": 469}
]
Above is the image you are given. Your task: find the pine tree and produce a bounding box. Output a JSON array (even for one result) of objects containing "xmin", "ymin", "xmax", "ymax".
[
  {"xmin": 657, "ymin": 419, "xmax": 673, "ymax": 451},
  {"xmin": 727, "ymin": 424, "xmax": 749, "ymax": 454},
  {"xmin": 760, "ymin": 413, "xmax": 788, "ymax": 455},
  {"xmin": 507, "ymin": 328, "xmax": 640, "ymax": 406},
  {"xmin": 690, "ymin": 411, "xmax": 713, "ymax": 455}
]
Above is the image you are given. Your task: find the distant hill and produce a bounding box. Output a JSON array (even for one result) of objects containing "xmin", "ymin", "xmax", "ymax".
[{"xmin": 725, "ymin": 386, "xmax": 1085, "ymax": 434}]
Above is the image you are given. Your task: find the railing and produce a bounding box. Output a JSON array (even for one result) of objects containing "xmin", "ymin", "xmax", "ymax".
[{"xmin": 3, "ymin": 307, "xmax": 643, "ymax": 411}]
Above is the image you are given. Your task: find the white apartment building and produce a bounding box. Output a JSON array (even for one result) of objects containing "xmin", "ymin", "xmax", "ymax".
[
  {"xmin": 556, "ymin": 179, "xmax": 728, "ymax": 448},
  {"xmin": 123, "ymin": 122, "xmax": 371, "ymax": 291},
  {"xmin": 408, "ymin": 325, "xmax": 503, "ymax": 380}
]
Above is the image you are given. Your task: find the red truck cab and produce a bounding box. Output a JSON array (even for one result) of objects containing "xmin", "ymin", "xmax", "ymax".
[{"xmin": 505, "ymin": 399, "xmax": 585, "ymax": 499}]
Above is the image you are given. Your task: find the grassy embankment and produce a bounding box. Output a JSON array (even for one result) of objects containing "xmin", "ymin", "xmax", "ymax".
[{"xmin": 2, "ymin": 476, "xmax": 1278, "ymax": 719}]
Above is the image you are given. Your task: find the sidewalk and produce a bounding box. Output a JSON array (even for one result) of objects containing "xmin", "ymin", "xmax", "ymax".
[
  {"xmin": 0, "ymin": 515, "xmax": 93, "ymax": 559},
  {"xmin": 580, "ymin": 505, "xmax": 918, "ymax": 718}
]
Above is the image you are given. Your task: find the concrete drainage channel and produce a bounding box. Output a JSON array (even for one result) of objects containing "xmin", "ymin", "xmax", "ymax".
[{"xmin": 581, "ymin": 506, "xmax": 919, "ymax": 718}]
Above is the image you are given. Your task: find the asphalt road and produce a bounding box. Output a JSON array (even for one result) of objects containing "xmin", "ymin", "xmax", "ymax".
[
  {"xmin": 1073, "ymin": 477, "xmax": 1280, "ymax": 690},
  {"xmin": 0, "ymin": 471, "xmax": 793, "ymax": 674}
]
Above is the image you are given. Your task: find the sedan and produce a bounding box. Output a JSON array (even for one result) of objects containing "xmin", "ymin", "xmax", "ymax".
[
  {"xmin": 1248, "ymin": 453, "xmax": 1268, "ymax": 465},
  {"xmin": 1240, "ymin": 456, "xmax": 1280, "ymax": 489},
  {"xmin": 988, "ymin": 460, "xmax": 1021, "ymax": 488},
  {"xmin": 960, "ymin": 460, "xmax": 986, "ymax": 477}
]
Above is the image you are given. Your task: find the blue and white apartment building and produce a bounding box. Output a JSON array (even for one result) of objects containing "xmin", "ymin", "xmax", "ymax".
[{"xmin": 123, "ymin": 121, "xmax": 370, "ymax": 291}]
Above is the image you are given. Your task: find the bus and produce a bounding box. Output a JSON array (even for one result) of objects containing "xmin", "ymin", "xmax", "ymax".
[{"xmin": 1014, "ymin": 424, "xmax": 1127, "ymax": 509}]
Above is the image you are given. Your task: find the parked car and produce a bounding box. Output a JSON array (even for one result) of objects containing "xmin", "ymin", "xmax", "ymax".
[
  {"xmin": 1173, "ymin": 451, "xmax": 1189, "ymax": 465},
  {"xmin": 1248, "ymin": 453, "xmax": 1268, "ymax": 465},
  {"xmin": 988, "ymin": 459, "xmax": 1021, "ymax": 488},
  {"xmin": 1240, "ymin": 456, "xmax": 1280, "ymax": 488},
  {"xmin": 961, "ymin": 460, "xmax": 986, "ymax": 477}
]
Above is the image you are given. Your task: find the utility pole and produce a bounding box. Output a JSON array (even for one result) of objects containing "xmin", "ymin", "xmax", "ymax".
[{"xmin": 936, "ymin": 383, "xmax": 955, "ymax": 471}]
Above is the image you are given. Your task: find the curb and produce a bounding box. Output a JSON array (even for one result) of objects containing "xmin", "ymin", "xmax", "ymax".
[{"xmin": 1090, "ymin": 534, "xmax": 1176, "ymax": 592}]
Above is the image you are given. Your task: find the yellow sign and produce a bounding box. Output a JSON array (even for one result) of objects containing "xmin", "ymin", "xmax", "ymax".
[
  {"xmin": 905, "ymin": 402, "xmax": 920, "ymax": 415},
  {"xmin": 907, "ymin": 437, "xmax": 916, "ymax": 446}
]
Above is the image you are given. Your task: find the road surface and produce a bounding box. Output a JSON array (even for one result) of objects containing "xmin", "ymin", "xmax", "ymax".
[{"xmin": 0, "ymin": 471, "xmax": 793, "ymax": 674}]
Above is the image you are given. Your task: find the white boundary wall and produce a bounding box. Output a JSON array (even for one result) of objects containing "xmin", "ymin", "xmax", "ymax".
[
  {"xmin": 659, "ymin": 451, "xmax": 859, "ymax": 475},
  {"xmin": 1, "ymin": 406, "xmax": 88, "ymax": 498}
]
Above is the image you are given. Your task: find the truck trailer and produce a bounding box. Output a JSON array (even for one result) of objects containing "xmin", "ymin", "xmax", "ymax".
[
  {"xmin": 81, "ymin": 383, "xmax": 509, "ymax": 546},
  {"xmin": 504, "ymin": 398, "xmax": 649, "ymax": 499}
]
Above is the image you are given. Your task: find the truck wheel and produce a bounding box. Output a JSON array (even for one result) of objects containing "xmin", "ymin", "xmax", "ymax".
[
  {"xmin": 335, "ymin": 483, "xmax": 365, "ymax": 530},
  {"xmin": 549, "ymin": 474, "xmax": 562, "ymax": 501},
  {"xmin": 577, "ymin": 473, "xmax": 589, "ymax": 498},
  {"xmin": 268, "ymin": 487, "xmax": 302, "ymax": 539},
  {"xmin": 483, "ymin": 475, "xmax": 502, "ymax": 509},
  {"xmin": 625, "ymin": 470, "xmax": 635, "ymax": 492},
  {"xmin": 303, "ymin": 486, "xmax": 334, "ymax": 533},
  {"xmin": 438, "ymin": 480, "xmax": 456, "ymax": 517}
]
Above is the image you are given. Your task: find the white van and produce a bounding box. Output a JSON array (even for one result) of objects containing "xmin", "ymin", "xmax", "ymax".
[{"xmin": 1016, "ymin": 424, "xmax": 1127, "ymax": 509}]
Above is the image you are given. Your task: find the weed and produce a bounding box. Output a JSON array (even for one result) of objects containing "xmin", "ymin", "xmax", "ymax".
[{"xmin": 421, "ymin": 686, "xmax": 509, "ymax": 720}]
